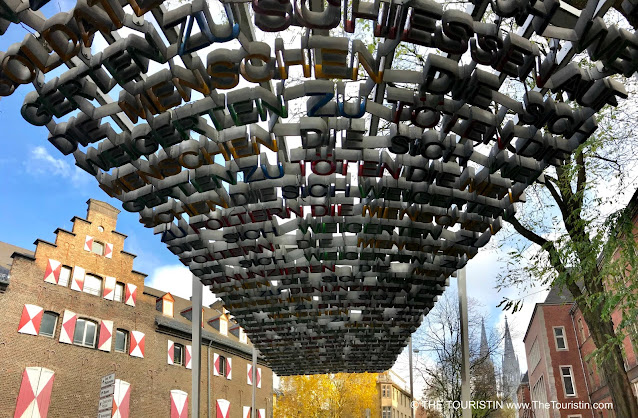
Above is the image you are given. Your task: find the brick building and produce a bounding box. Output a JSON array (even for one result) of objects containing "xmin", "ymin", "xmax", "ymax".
[
  {"xmin": 517, "ymin": 189, "xmax": 638, "ymax": 418},
  {"xmin": 0, "ymin": 199, "xmax": 273, "ymax": 418},
  {"xmin": 377, "ymin": 370, "xmax": 412, "ymax": 418},
  {"xmin": 516, "ymin": 372, "xmax": 532, "ymax": 418}
]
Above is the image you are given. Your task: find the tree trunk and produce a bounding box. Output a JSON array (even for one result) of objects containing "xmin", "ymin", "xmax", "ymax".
[{"xmin": 580, "ymin": 306, "xmax": 638, "ymax": 416}]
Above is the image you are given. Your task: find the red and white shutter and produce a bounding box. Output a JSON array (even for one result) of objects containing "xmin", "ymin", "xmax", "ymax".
[
  {"xmin": 226, "ymin": 358, "xmax": 232, "ymax": 380},
  {"xmin": 258, "ymin": 408, "xmax": 265, "ymax": 418},
  {"xmin": 257, "ymin": 368, "xmax": 262, "ymax": 388},
  {"xmin": 168, "ymin": 340, "xmax": 174, "ymax": 365},
  {"xmin": 14, "ymin": 367, "xmax": 55, "ymax": 418},
  {"xmin": 185, "ymin": 345, "xmax": 192, "ymax": 370},
  {"xmin": 247, "ymin": 365, "xmax": 252, "ymax": 386},
  {"xmin": 84, "ymin": 235, "xmax": 93, "ymax": 252},
  {"xmin": 43, "ymin": 259, "xmax": 62, "ymax": 284},
  {"xmin": 129, "ymin": 331, "xmax": 145, "ymax": 358},
  {"xmin": 70, "ymin": 266, "xmax": 85, "ymax": 292},
  {"xmin": 216, "ymin": 399, "xmax": 230, "ymax": 418},
  {"xmin": 17, "ymin": 304, "xmax": 44, "ymax": 336},
  {"xmin": 105, "ymin": 243, "xmax": 114, "ymax": 259},
  {"xmin": 243, "ymin": 407, "xmax": 251, "ymax": 418},
  {"xmin": 59, "ymin": 310, "xmax": 77, "ymax": 344},
  {"xmin": 170, "ymin": 390, "xmax": 188, "ymax": 418},
  {"xmin": 98, "ymin": 320, "xmax": 113, "ymax": 352},
  {"xmin": 213, "ymin": 353, "xmax": 220, "ymax": 376},
  {"xmin": 112, "ymin": 379, "xmax": 131, "ymax": 418},
  {"xmin": 125, "ymin": 284, "xmax": 137, "ymax": 307},
  {"xmin": 103, "ymin": 277, "xmax": 116, "ymax": 301}
]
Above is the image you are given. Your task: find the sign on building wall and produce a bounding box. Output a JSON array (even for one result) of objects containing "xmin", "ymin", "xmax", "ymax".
[{"xmin": 97, "ymin": 373, "xmax": 116, "ymax": 418}]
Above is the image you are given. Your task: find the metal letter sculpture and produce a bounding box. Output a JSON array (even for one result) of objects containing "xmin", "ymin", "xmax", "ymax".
[{"xmin": 0, "ymin": 0, "xmax": 633, "ymax": 374}]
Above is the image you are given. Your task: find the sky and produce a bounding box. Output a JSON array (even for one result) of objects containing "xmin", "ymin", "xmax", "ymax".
[{"xmin": 1, "ymin": 1, "xmax": 638, "ymax": 397}]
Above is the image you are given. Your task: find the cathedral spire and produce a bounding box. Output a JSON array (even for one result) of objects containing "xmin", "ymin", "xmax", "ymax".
[
  {"xmin": 480, "ymin": 317, "xmax": 489, "ymax": 358},
  {"xmin": 502, "ymin": 316, "xmax": 521, "ymax": 401}
]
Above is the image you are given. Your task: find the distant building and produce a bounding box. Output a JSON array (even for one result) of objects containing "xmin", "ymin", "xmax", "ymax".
[
  {"xmin": 377, "ymin": 370, "xmax": 412, "ymax": 418},
  {"xmin": 0, "ymin": 199, "xmax": 273, "ymax": 417},
  {"xmin": 516, "ymin": 372, "xmax": 532, "ymax": 418},
  {"xmin": 502, "ymin": 317, "xmax": 521, "ymax": 401}
]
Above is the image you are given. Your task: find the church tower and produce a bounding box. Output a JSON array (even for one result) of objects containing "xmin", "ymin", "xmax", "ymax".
[
  {"xmin": 501, "ymin": 317, "xmax": 521, "ymax": 401},
  {"xmin": 478, "ymin": 318, "xmax": 497, "ymax": 389}
]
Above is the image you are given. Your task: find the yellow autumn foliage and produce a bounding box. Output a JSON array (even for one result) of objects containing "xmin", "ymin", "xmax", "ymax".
[{"xmin": 274, "ymin": 373, "xmax": 380, "ymax": 418}]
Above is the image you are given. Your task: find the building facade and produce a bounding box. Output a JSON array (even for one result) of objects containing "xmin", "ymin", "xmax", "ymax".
[
  {"xmin": 520, "ymin": 287, "xmax": 595, "ymax": 418},
  {"xmin": 517, "ymin": 372, "xmax": 532, "ymax": 418},
  {"xmin": 377, "ymin": 370, "xmax": 412, "ymax": 418},
  {"xmin": 517, "ymin": 191, "xmax": 638, "ymax": 418},
  {"xmin": 0, "ymin": 199, "xmax": 273, "ymax": 418}
]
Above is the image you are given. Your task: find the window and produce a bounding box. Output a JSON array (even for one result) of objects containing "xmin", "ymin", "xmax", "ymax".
[
  {"xmin": 92, "ymin": 241, "xmax": 104, "ymax": 256},
  {"xmin": 532, "ymin": 375, "xmax": 549, "ymax": 418},
  {"xmin": 114, "ymin": 282, "xmax": 125, "ymax": 303},
  {"xmin": 382, "ymin": 385, "xmax": 390, "ymax": 397},
  {"xmin": 219, "ymin": 355, "xmax": 227, "ymax": 376},
  {"xmin": 382, "ymin": 407, "xmax": 391, "ymax": 418},
  {"xmin": 115, "ymin": 329, "xmax": 128, "ymax": 353},
  {"xmin": 58, "ymin": 266, "xmax": 71, "ymax": 287},
  {"xmin": 561, "ymin": 366, "xmax": 576, "ymax": 397},
  {"xmin": 73, "ymin": 318, "xmax": 98, "ymax": 348},
  {"xmin": 529, "ymin": 339, "xmax": 541, "ymax": 372},
  {"xmin": 83, "ymin": 274, "xmax": 102, "ymax": 297},
  {"xmin": 39, "ymin": 312, "xmax": 58, "ymax": 338},
  {"xmin": 174, "ymin": 343, "xmax": 185, "ymax": 366},
  {"xmin": 554, "ymin": 327, "xmax": 568, "ymax": 350}
]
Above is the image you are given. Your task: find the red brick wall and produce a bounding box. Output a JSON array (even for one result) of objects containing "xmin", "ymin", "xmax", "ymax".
[{"xmin": 524, "ymin": 304, "xmax": 594, "ymax": 417}]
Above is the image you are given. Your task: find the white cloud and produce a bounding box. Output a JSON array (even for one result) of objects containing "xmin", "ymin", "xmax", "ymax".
[
  {"xmin": 145, "ymin": 264, "xmax": 218, "ymax": 307},
  {"xmin": 26, "ymin": 146, "xmax": 92, "ymax": 187}
]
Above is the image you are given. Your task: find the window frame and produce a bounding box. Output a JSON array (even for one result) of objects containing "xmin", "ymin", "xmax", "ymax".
[
  {"xmin": 114, "ymin": 329, "xmax": 129, "ymax": 353},
  {"xmin": 174, "ymin": 343, "xmax": 185, "ymax": 366},
  {"xmin": 382, "ymin": 406, "xmax": 391, "ymax": 418},
  {"xmin": 58, "ymin": 266, "xmax": 72, "ymax": 287},
  {"xmin": 553, "ymin": 326, "xmax": 568, "ymax": 351},
  {"xmin": 532, "ymin": 375, "xmax": 549, "ymax": 418},
  {"xmin": 83, "ymin": 274, "xmax": 103, "ymax": 297},
  {"xmin": 560, "ymin": 365, "xmax": 577, "ymax": 397},
  {"xmin": 92, "ymin": 240, "xmax": 105, "ymax": 256},
  {"xmin": 39, "ymin": 311, "xmax": 59, "ymax": 338},
  {"xmin": 114, "ymin": 282, "xmax": 125, "ymax": 303},
  {"xmin": 219, "ymin": 354, "xmax": 227, "ymax": 376},
  {"xmin": 529, "ymin": 338, "xmax": 541, "ymax": 372},
  {"xmin": 73, "ymin": 318, "xmax": 99, "ymax": 348}
]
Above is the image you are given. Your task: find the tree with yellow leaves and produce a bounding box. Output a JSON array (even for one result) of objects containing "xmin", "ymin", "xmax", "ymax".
[{"xmin": 274, "ymin": 373, "xmax": 380, "ymax": 418}]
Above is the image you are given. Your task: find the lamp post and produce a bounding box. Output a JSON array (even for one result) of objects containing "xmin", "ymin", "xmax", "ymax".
[{"xmin": 409, "ymin": 337, "xmax": 414, "ymax": 418}]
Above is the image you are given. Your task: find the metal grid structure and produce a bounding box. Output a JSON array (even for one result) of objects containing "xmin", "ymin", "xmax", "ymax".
[{"xmin": 0, "ymin": 0, "xmax": 632, "ymax": 374}]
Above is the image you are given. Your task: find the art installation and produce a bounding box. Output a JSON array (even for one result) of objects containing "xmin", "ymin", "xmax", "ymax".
[{"xmin": 0, "ymin": 0, "xmax": 633, "ymax": 374}]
